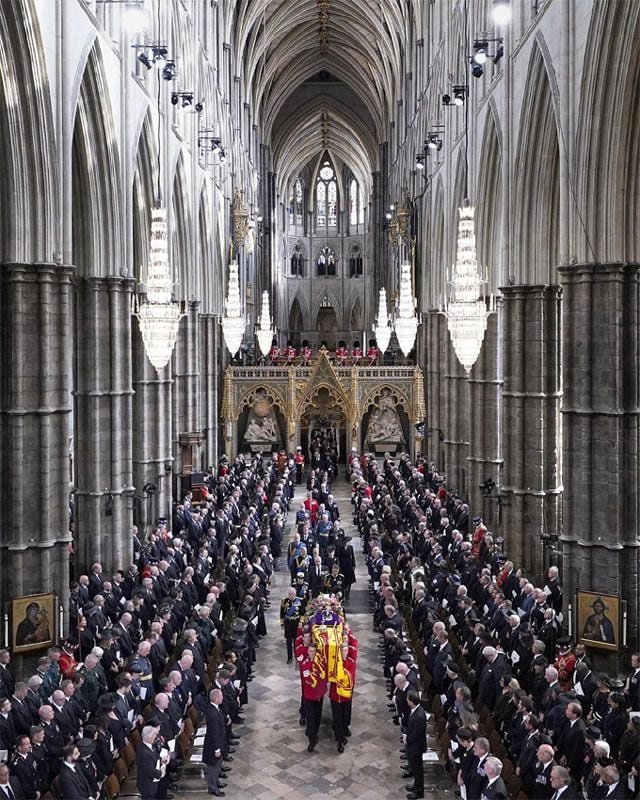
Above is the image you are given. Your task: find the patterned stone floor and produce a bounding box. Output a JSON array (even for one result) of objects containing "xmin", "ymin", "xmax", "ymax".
[{"xmin": 170, "ymin": 476, "xmax": 452, "ymax": 799}]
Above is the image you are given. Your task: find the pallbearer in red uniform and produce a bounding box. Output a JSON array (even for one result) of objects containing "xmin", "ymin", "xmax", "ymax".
[
  {"xmin": 335, "ymin": 340, "xmax": 348, "ymax": 366},
  {"xmin": 301, "ymin": 643, "xmax": 326, "ymax": 751},
  {"xmin": 350, "ymin": 340, "xmax": 363, "ymax": 365},
  {"xmin": 330, "ymin": 643, "xmax": 357, "ymax": 752},
  {"xmin": 284, "ymin": 340, "xmax": 297, "ymax": 365},
  {"xmin": 300, "ymin": 340, "xmax": 312, "ymax": 366},
  {"xmin": 268, "ymin": 338, "xmax": 280, "ymax": 365},
  {"xmin": 366, "ymin": 339, "xmax": 379, "ymax": 365}
]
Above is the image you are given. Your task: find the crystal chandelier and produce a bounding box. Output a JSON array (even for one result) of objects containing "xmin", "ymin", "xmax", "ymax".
[
  {"xmin": 394, "ymin": 262, "xmax": 419, "ymax": 356},
  {"xmin": 446, "ymin": 204, "xmax": 490, "ymax": 372},
  {"xmin": 222, "ymin": 260, "xmax": 246, "ymax": 355},
  {"xmin": 256, "ymin": 290, "xmax": 275, "ymax": 356},
  {"xmin": 135, "ymin": 206, "xmax": 183, "ymax": 371},
  {"xmin": 373, "ymin": 287, "xmax": 392, "ymax": 353}
]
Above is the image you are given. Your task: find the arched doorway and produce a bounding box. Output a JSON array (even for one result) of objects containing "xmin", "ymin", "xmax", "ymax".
[{"xmin": 317, "ymin": 305, "xmax": 338, "ymax": 348}]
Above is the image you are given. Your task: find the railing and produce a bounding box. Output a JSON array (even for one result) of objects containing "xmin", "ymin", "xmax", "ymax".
[{"xmin": 227, "ymin": 365, "xmax": 418, "ymax": 380}]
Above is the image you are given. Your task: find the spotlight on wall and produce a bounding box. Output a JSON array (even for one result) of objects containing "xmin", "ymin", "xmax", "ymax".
[
  {"xmin": 442, "ymin": 93, "xmax": 451, "ymax": 106},
  {"xmin": 171, "ymin": 91, "xmax": 194, "ymax": 108},
  {"xmin": 152, "ymin": 46, "xmax": 168, "ymax": 67},
  {"xmin": 137, "ymin": 51, "xmax": 152, "ymax": 69},
  {"xmin": 470, "ymin": 38, "xmax": 504, "ymax": 77},
  {"xmin": 426, "ymin": 132, "xmax": 443, "ymax": 152},
  {"xmin": 162, "ymin": 60, "xmax": 176, "ymax": 81},
  {"xmin": 415, "ymin": 153, "xmax": 425, "ymax": 170},
  {"xmin": 472, "ymin": 40, "xmax": 489, "ymax": 65},
  {"xmin": 195, "ymin": 99, "xmax": 205, "ymax": 113},
  {"xmin": 453, "ymin": 85, "xmax": 467, "ymax": 105},
  {"xmin": 492, "ymin": 0, "xmax": 512, "ymax": 25}
]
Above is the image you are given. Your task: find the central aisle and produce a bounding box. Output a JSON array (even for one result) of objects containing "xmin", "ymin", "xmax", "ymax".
[{"xmin": 204, "ymin": 476, "xmax": 402, "ymax": 799}]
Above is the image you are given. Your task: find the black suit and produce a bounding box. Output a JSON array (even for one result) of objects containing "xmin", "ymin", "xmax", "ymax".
[
  {"xmin": 11, "ymin": 700, "xmax": 33, "ymax": 737},
  {"xmin": 558, "ymin": 719, "xmax": 585, "ymax": 781},
  {"xmin": 203, "ymin": 703, "xmax": 226, "ymax": 791},
  {"xmin": 136, "ymin": 743, "xmax": 163, "ymax": 799},
  {"xmin": 467, "ymin": 754, "xmax": 489, "ymax": 800},
  {"xmin": 57, "ymin": 762, "xmax": 93, "ymax": 800},
  {"xmin": 482, "ymin": 776, "xmax": 507, "ymax": 799},
  {"xmin": 405, "ymin": 705, "xmax": 426, "ymax": 795},
  {"xmin": 0, "ymin": 666, "xmax": 16, "ymax": 700},
  {"xmin": 532, "ymin": 759, "xmax": 556, "ymax": 799},
  {"xmin": 0, "ymin": 777, "xmax": 24, "ymax": 799}
]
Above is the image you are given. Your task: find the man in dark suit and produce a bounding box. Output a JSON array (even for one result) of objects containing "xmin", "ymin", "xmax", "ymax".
[
  {"xmin": 481, "ymin": 757, "xmax": 508, "ymax": 799},
  {"xmin": 203, "ymin": 689, "xmax": 227, "ymax": 797},
  {"xmin": 308, "ymin": 557, "xmax": 325, "ymax": 598},
  {"xmin": 599, "ymin": 765, "xmax": 627, "ymax": 799},
  {"xmin": 10, "ymin": 684, "xmax": 33, "ymax": 737},
  {"xmin": 531, "ymin": 743, "xmax": 556, "ymax": 799},
  {"xmin": 0, "ymin": 650, "xmax": 16, "ymax": 701},
  {"xmin": 403, "ymin": 693, "xmax": 426, "ymax": 799},
  {"xmin": 466, "ymin": 737, "xmax": 490, "ymax": 800},
  {"xmin": 136, "ymin": 725, "xmax": 167, "ymax": 800},
  {"xmin": 557, "ymin": 703, "xmax": 586, "ymax": 782},
  {"xmin": 549, "ymin": 765, "xmax": 585, "ymax": 800},
  {"xmin": 0, "ymin": 761, "xmax": 24, "ymax": 800},
  {"xmin": 58, "ymin": 743, "xmax": 95, "ymax": 800}
]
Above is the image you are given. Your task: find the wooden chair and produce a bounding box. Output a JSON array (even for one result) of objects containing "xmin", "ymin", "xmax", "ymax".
[
  {"xmin": 102, "ymin": 773, "xmax": 121, "ymax": 800},
  {"xmin": 113, "ymin": 757, "xmax": 128, "ymax": 784},
  {"xmin": 130, "ymin": 728, "xmax": 142, "ymax": 750},
  {"xmin": 50, "ymin": 777, "xmax": 62, "ymax": 800},
  {"xmin": 122, "ymin": 742, "xmax": 136, "ymax": 769}
]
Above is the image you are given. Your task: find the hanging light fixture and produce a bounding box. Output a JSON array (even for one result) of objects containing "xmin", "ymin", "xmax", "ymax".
[
  {"xmin": 134, "ymin": 207, "xmax": 183, "ymax": 371},
  {"xmin": 222, "ymin": 261, "xmax": 246, "ymax": 355},
  {"xmin": 256, "ymin": 290, "xmax": 275, "ymax": 356},
  {"xmin": 446, "ymin": 204, "xmax": 492, "ymax": 372},
  {"xmin": 373, "ymin": 287, "xmax": 392, "ymax": 353},
  {"xmin": 134, "ymin": 9, "xmax": 183, "ymax": 374},
  {"xmin": 394, "ymin": 263, "xmax": 418, "ymax": 356}
]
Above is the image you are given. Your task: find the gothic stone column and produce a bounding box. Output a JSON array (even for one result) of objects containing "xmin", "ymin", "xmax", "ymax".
[
  {"xmin": 199, "ymin": 314, "xmax": 219, "ymax": 469},
  {"xmin": 424, "ymin": 310, "xmax": 448, "ymax": 470},
  {"xmin": 500, "ymin": 285, "xmax": 562, "ymax": 580},
  {"xmin": 172, "ymin": 301, "xmax": 201, "ymax": 474},
  {"xmin": 467, "ymin": 311, "xmax": 503, "ymax": 529},
  {"xmin": 444, "ymin": 327, "xmax": 470, "ymax": 498},
  {"xmin": 132, "ymin": 319, "xmax": 173, "ymax": 535},
  {"xmin": 560, "ymin": 264, "xmax": 639, "ymax": 652},
  {"xmin": 74, "ymin": 276, "xmax": 135, "ymax": 573},
  {"xmin": 0, "ymin": 263, "xmax": 73, "ymax": 609}
]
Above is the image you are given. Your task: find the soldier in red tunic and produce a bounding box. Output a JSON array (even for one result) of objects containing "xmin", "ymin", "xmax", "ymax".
[
  {"xmin": 300, "ymin": 340, "xmax": 312, "ymax": 366},
  {"xmin": 301, "ymin": 644, "xmax": 326, "ymax": 751},
  {"xmin": 284, "ymin": 340, "xmax": 297, "ymax": 365},
  {"xmin": 350, "ymin": 340, "xmax": 363, "ymax": 365},
  {"xmin": 335, "ymin": 340, "xmax": 348, "ymax": 366},
  {"xmin": 366, "ymin": 339, "xmax": 379, "ymax": 365},
  {"xmin": 268, "ymin": 338, "xmax": 280, "ymax": 365}
]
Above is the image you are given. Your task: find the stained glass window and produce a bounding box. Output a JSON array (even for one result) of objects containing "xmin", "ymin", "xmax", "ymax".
[
  {"xmin": 317, "ymin": 246, "xmax": 336, "ymax": 277},
  {"xmin": 316, "ymin": 159, "xmax": 338, "ymax": 228},
  {"xmin": 349, "ymin": 245, "xmax": 363, "ymax": 277}
]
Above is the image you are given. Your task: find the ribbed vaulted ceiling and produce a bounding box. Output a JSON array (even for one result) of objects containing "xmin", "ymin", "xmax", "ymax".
[{"xmin": 224, "ymin": 0, "xmax": 421, "ymax": 193}]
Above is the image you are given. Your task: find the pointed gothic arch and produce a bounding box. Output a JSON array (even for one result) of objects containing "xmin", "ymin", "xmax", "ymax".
[
  {"xmin": 72, "ymin": 43, "xmax": 122, "ymax": 277},
  {"xmin": 476, "ymin": 104, "xmax": 503, "ymax": 290},
  {"xmin": 513, "ymin": 38, "xmax": 560, "ymax": 284},
  {"xmin": 289, "ymin": 296, "xmax": 305, "ymax": 333}
]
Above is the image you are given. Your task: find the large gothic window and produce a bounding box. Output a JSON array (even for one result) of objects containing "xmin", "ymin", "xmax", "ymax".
[
  {"xmin": 316, "ymin": 161, "xmax": 337, "ymax": 227},
  {"xmin": 349, "ymin": 244, "xmax": 363, "ymax": 277},
  {"xmin": 289, "ymin": 177, "xmax": 304, "ymax": 227},
  {"xmin": 291, "ymin": 243, "xmax": 304, "ymax": 276},
  {"xmin": 317, "ymin": 246, "xmax": 336, "ymax": 277},
  {"xmin": 349, "ymin": 178, "xmax": 365, "ymax": 226}
]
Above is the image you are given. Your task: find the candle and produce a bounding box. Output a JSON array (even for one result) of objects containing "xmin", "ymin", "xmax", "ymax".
[
  {"xmin": 623, "ymin": 611, "xmax": 627, "ymax": 647},
  {"xmin": 3, "ymin": 614, "xmax": 8, "ymax": 649},
  {"xmin": 59, "ymin": 605, "xmax": 64, "ymax": 641},
  {"xmin": 567, "ymin": 603, "xmax": 572, "ymax": 638}
]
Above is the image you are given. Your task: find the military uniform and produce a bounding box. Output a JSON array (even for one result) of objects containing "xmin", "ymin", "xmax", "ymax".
[
  {"xmin": 10, "ymin": 751, "xmax": 41, "ymax": 799},
  {"xmin": 323, "ymin": 571, "xmax": 346, "ymax": 600},
  {"xmin": 280, "ymin": 597, "xmax": 302, "ymax": 663}
]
